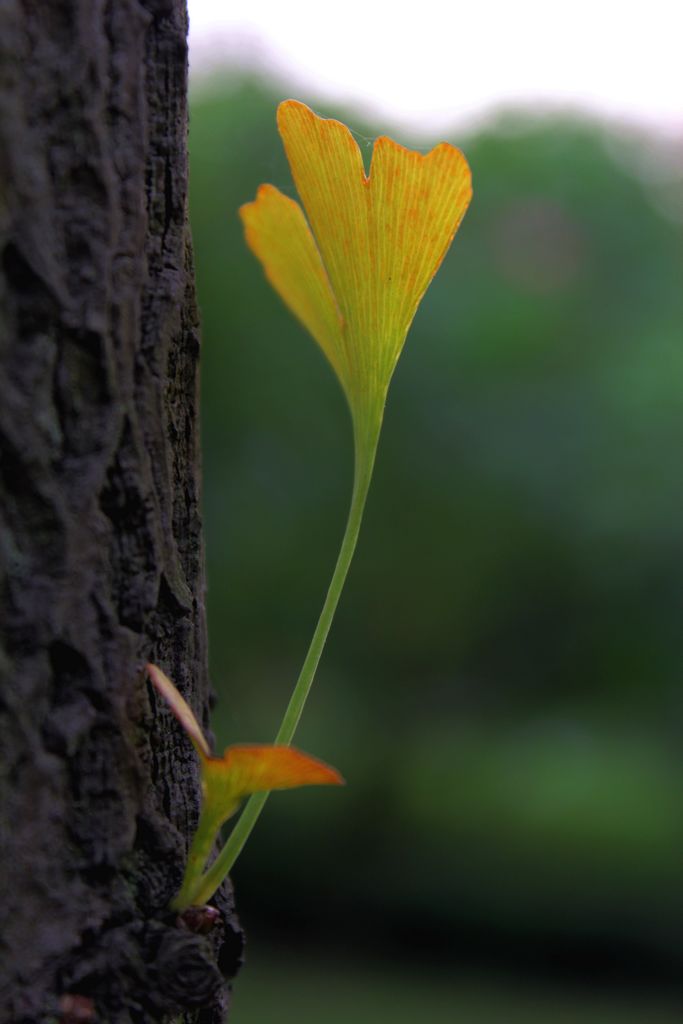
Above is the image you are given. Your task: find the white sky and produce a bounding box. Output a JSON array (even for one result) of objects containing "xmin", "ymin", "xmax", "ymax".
[{"xmin": 188, "ymin": 0, "xmax": 682, "ymax": 137}]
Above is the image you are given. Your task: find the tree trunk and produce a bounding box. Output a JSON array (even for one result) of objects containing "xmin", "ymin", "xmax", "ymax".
[{"xmin": 0, "ymin": 2, "xmax": 243, "ymax": 1021}]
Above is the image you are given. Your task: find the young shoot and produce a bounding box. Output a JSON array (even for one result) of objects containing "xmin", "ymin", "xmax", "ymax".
[{"xmin": 150, "ymin": 100, "xmax": 472, "ymax": 910}]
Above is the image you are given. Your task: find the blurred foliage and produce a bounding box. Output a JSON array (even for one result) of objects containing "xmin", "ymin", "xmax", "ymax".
[
  {"xmin": 230, "ymin": 948, "xmax": 682, "ymax": 1024},
  {"xmin": 189, "ymin": 75, "xmax": 683, "ymax": 978}
]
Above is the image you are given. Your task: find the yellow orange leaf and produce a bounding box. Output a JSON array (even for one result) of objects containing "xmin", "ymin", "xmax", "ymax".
[
  {"xmin": 241, "ymin": 100, "xmax": 472, "ymax": 431},
  {"xmin": 201, "ymin": 744, "xmax": 345, "ymax": 828},
  {"xmin": 240, "ymin": 184, "xmax": 345, "ymax": 391},
  {"xmin": 146, "ymin": 663, "xmax": 210, "ymax": 758}
]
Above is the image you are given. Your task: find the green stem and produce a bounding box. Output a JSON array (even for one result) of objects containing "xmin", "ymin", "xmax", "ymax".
[
  {"xmin": 184, "ymin": 415, "xmax": 381, "ymax": 909},
  {"xmin": 171, "ymin": 803, "xmax": 223, "ymax": 911}
]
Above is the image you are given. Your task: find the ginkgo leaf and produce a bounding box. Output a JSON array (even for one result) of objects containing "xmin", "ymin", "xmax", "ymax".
[
  {"xmin": 202, "ymin": 744, "xmax": 345, "ymax": 828},
  {"xmin": 173, "ymin": 742, "xmax": 344, "ymax": 910},
  {"xmin": 241, "ymin": 99, "xmax": 472, "ymax": 438},
  {"xmin": 240, "ymin": 184, "xmax": 346, "ymax": 393}
]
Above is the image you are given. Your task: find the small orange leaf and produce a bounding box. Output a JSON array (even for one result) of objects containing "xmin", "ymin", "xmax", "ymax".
[
  {"xmin": 147, "ymin": 664, "xmax": 345, "ymax": 908},
  {"xmin": 201, "ymin": 744, "xmax": 345, "ymax": 827},
  {"xmin": 146, "ymin": 663, "xmax": 210, "ymax": 758}
]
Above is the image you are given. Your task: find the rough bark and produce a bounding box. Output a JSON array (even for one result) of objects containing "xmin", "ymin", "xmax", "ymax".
[{"xmin": 0, "ymin": 2, "xmax": 243, "ymax": 1021}]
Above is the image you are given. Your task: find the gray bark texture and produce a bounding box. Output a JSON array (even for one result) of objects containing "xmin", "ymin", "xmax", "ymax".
[{"xmin": 0, "ymin": 2, "xmax": 243, "ymax": 1021}]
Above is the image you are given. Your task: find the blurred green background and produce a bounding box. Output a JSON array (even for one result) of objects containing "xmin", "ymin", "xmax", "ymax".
[{"xmin": 189, "ymin": 76, "xmax": 683, "ymax": 1020}]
